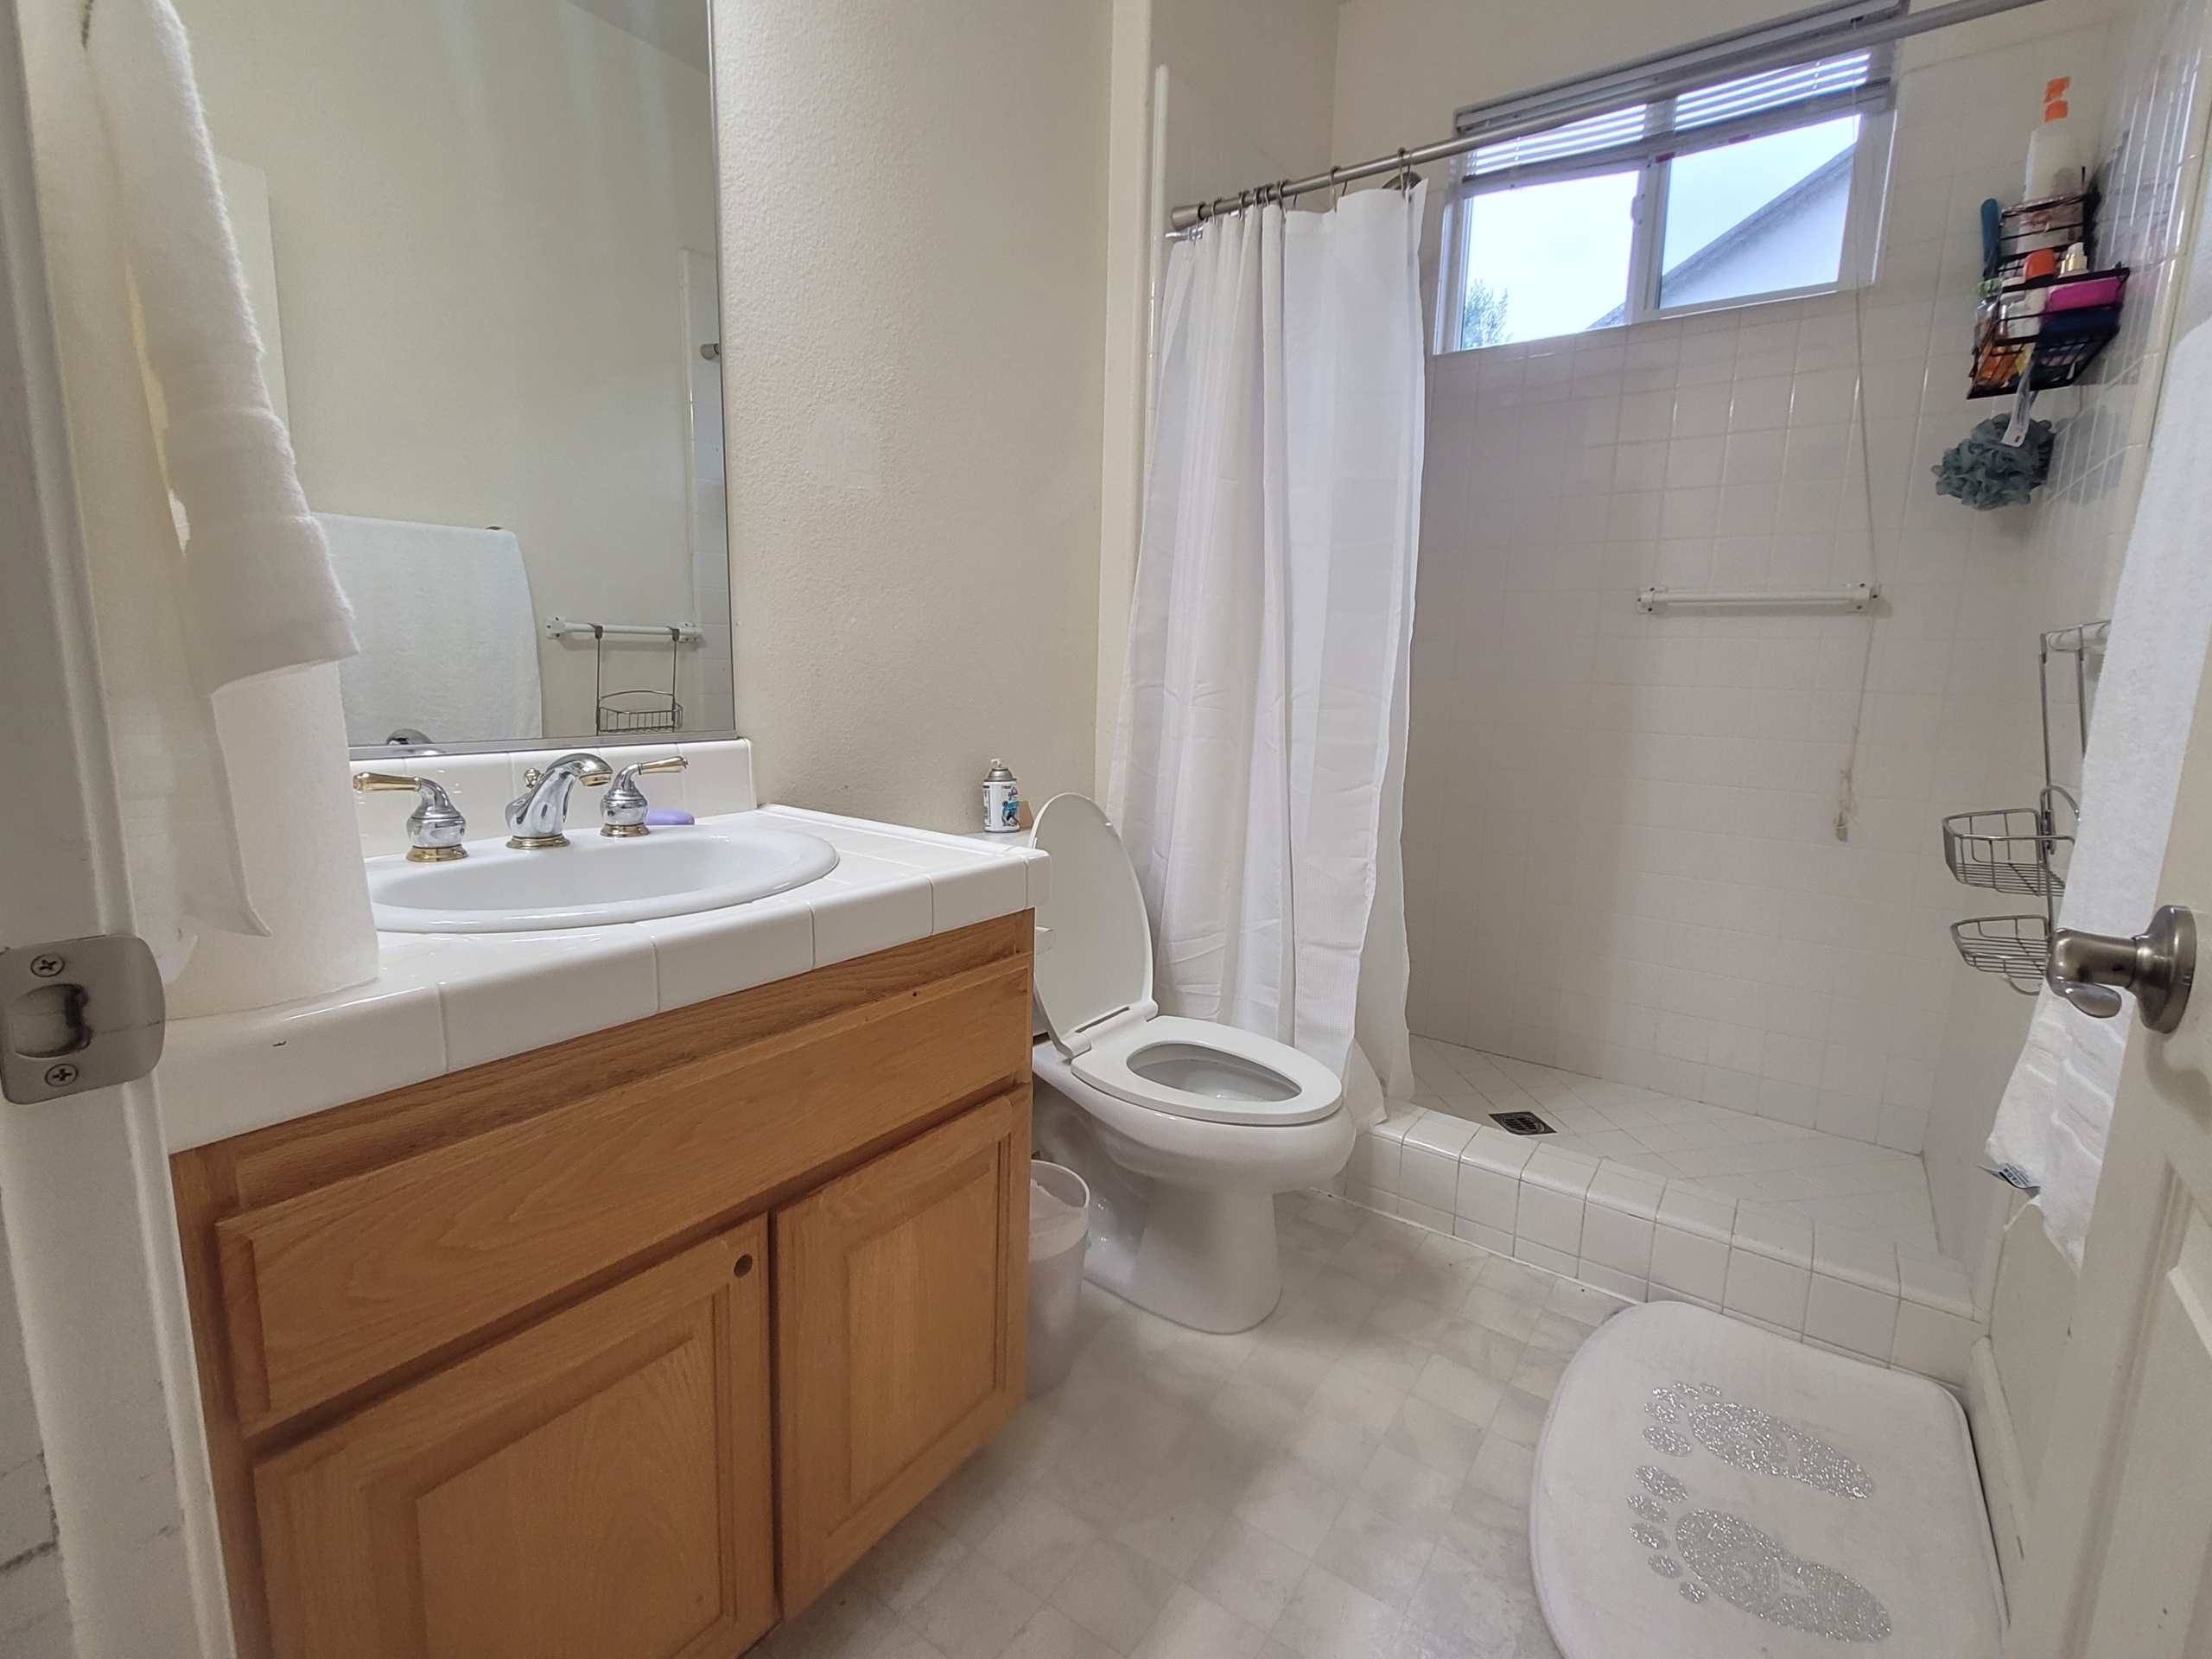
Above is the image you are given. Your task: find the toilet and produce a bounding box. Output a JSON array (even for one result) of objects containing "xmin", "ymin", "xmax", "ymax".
[{"xmin": 1025, "ymin": 794, "xmax": 1353, "ymax": 1333}]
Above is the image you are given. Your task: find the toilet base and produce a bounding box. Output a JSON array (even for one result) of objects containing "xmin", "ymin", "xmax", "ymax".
[
  {"xmin": 1085, "ymin": 1182, "xmax": 1281, "ymax": 1333},
  {"xmin": 1031, "ymin": 1084, "xmax": 1295, "ymax": 1334}
]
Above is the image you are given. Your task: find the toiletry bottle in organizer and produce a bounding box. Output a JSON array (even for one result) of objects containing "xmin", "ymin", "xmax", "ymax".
[
  {"xmin": 982, "ymin": 760, "xmax": 1021, "ymax": 833},
  {"xmin": 2025, "ymin": 76, "xmax": 2082, "ymax": 200}
]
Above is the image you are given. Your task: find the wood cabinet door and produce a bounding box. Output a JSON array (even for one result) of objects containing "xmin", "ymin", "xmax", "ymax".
[
  {"xmin": 253, "ymin": 1219, "xmax": 775, "ymax": 1659},
  {"xmin": 776, "ymin": 1090, "xmax": 1029, "ymax": 1608}
]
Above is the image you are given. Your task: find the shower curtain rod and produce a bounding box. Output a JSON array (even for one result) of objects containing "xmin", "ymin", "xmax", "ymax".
[{"xmin": 1167, "ymin": 0, "xmax": 2044, "ymax": 231}]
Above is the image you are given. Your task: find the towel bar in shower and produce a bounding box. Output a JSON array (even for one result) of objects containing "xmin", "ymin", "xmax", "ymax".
[{"xmin": 1636, "ymin": 583, "xmax": 1879, "ymax": 612}]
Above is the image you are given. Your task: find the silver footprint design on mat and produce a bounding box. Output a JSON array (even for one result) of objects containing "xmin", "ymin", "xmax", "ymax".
[
  {"xmin": 1625, "ymin": 1465, "xmax": 1893, "ymax": 1640},
  {"xmin": 1643, "ymin": 1382, "xmax": 1875, "ymax": 1497}
]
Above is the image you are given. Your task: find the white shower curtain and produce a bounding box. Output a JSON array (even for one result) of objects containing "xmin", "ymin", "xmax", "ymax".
[{"xmin": 1109, "ymin": 185, "xmax": 1427, "ymax": 1130}]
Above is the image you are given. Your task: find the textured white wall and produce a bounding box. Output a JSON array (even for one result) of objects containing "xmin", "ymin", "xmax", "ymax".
[
  {"xmin": 1155, "ymin": 0, "xmax": 1339, "ymax": 184},
  {"xmin": 178, "ymin": 0, "xmax": 717, "ymax": 741},
  {"xmin": 715, "ymin": 1, "xmax": 1113, "ymax": 830}
]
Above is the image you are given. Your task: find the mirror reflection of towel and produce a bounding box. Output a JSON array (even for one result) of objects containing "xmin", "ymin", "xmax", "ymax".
[{"xmin": 320, "ymin": 512, "xmax": 543, "ymax": 746}]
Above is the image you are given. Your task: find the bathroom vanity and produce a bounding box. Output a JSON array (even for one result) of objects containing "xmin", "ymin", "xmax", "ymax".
[{"xmin": 159, "ymin": 750, "xmax": 1046, "ymax": 1659}]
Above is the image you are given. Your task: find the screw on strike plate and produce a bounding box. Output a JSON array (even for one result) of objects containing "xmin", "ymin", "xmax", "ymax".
[
  {"xmin": 29, "ymin": 955, "xmax": 64, "ymax": 978},
  {"xmin": 44, "ymin": 1064, "xmax": 79, "ymax": 1089}
]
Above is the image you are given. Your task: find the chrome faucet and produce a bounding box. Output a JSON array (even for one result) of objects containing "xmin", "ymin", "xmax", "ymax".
[
  {"xmin": 600, "ymin": 755, "xmax": 688, "ymax": 837},
  {"xmin": 353, "ymin": 773, "xmax": 468, "ymax": 861},
  {"xmin": 505, "ymin": 753, "xmax": 612, "ymax": 849}
]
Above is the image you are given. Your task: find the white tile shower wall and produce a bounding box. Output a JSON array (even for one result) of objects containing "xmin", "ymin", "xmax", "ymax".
[{"xmin": 1404, "ymin": 6, "xmax": 2203, "ymax": 1231}]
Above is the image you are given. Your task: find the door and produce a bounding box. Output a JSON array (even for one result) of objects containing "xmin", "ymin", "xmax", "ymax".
[
  {"xmin": 0, "ymin": 2, "xmax": 217, "ymax": 1652},
  {"xmin": 252, "ymin": 1219, "xmax": 775, "ymax": 1659},
  {"xmin": 2007, "ymin": 644, "xmax": 2212, "ymax": 1656},
  {"xmin": 776, "ymin": 1092, "xmax": 1029, "ymax": 1610}
]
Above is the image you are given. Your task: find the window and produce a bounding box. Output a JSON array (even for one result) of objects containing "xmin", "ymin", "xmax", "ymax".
[{"xmin": 1443, "ymin": 39, "xmax": 1894, "ymax": 352}]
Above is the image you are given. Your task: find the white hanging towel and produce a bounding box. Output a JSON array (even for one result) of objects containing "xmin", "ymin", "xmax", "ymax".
[
  {"xmin": 1986, "ymin": 317, "xmax": 2212, "ymax": 1266},
  {"xmin": 1110, "ymin": 186, "xmax": 1427, "ymax": 1126},
  {"xmin": 85, "ymin": 0, "xmax": 358, "ymax": 691},
  {"xmin": 321, "ymin": 514, "xmax": 543, "ymax": 747},
  {"xmin": 25, "ymin": 0, "xmax": 368, "ymax": 988}
]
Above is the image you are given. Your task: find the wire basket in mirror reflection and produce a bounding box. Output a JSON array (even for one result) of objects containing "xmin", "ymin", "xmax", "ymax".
[{"xmin": 543, "ymin": 618, "xmax": 698, "ymax": 737}]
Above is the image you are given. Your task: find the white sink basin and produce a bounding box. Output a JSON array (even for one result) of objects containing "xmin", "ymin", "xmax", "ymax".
[{"xmin": 368, "ymin": 821, "xmax": 840, "ymax": 932}]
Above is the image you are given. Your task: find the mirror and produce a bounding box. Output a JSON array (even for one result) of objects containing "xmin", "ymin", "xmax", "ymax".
[{"xmin": 177, "ymin": 0, "xmax": 733, "ymax": 752}]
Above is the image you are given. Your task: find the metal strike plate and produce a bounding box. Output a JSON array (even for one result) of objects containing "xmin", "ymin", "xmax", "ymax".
[{"xmin": 0, "ymin": 935, "xmax": 165, "ymax": 1103}]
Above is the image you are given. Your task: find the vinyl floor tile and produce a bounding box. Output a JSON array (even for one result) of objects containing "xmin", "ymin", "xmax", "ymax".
[{"xmin": 747, "ymin": 1211, "xmax": 1604, "ymax": 1658}]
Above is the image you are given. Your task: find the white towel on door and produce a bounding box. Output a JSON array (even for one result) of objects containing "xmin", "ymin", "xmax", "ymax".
[
  {"xmin": 85, "ymin": 0, "xmax": 357, "ymax": 690},
  {"xmin": 25, "ymin": 0, "xmax": 371, "ymax": 985},
  {"xmin": 321, "ymin": 513, "xmax": 543, "ymax": 746},
  {"xmin": 1988, "ymin": 318, "xmax": 2212, "ymax": 1266}
]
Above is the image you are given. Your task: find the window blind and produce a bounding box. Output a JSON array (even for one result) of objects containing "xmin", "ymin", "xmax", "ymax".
[
  {"xmin": 1454, "ymin": 0, "xmax": 1899, "ymax": 183},
  {"xmin": 1674, "ymin": 50, "xmax": 1876, "ymax": 130},
  {"xmin": 1465, "ymin": 45, "xmax": 1889, "ymax": 181}
]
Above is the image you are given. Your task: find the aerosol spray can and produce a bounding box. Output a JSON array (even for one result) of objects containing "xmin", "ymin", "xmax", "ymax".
[{"xmin": 982, "ymin": 760, "xmax": 1021, "ymax": 834}]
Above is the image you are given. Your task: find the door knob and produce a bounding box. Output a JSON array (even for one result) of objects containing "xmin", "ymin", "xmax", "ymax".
[{"xmin": 2049, "ymin": 905, "xmax": 2196, "ymax": 1033}]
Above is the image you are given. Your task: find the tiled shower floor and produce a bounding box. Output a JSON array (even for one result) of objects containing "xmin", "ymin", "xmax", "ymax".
[
  {"xmin": 1408, "ymin": 1039, "xmax": 1939, "ymax": 1253},
  {"xmin": 1341, "ymin": 1039, "xmax": 1980, "ymax": 1375}
]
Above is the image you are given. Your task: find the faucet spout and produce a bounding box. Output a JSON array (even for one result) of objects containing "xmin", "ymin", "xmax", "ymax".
[{"xmin": 505, "ymin": 753, "xmax": 612, "ymax": 849}]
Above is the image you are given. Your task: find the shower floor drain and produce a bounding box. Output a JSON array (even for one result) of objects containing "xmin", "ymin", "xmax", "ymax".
[{"xmin": 1491, "ymin": 1110, "xmax": 1555, "ymax": 1135}]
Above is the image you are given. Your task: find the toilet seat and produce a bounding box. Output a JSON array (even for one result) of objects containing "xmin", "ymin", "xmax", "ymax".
[
  {"xmin": 1033, "ymin": 1038, "xmax": 1355, "ymax": 1192},
  {"xmin": 1071, "ymin": 1014, "xmax": 1342, "ymax": 1125},
  {"xmin": 1030, "ymin": 795, "xmax": 1343, "ymax": 1129}
]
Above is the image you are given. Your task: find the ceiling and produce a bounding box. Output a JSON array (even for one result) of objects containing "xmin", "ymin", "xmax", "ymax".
[{"xmin": 563, "ymin": 0, "xmax": 709, "ymax": 73}]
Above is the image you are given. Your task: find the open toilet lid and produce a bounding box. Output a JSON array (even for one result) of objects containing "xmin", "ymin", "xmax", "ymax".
[{"xmin": 1030, "ymin": 794, "xmax": 1154, "ymax": 1045}]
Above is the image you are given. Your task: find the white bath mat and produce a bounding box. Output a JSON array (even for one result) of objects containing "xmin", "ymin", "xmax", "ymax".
[{"xmin": 1530, "ymin": 1300, "xmax": 2003, "ymax": 1659}]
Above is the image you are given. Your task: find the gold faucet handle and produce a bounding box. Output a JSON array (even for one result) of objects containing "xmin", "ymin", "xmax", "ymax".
[
  {"xmin": 353, "ymin": 772, "xmax": 469, "ymax": 861},
  {"xmin": 632, "ymin": 755, "xmax": 688, "ymax": 776},
  {"xmin": 524, "ymin": 762, "xmax": 614, "ymax": 788}
]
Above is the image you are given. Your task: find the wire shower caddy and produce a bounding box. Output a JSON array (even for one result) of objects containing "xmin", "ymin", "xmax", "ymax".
[{"xmin": 1946, "ymin": 620, "xmax": 2107, "ymax": 991}]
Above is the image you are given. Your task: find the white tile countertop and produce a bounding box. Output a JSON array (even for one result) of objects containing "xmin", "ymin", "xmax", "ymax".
[{"xmin": 156, "ymin": 741, "xmax": 1046, "ymax": 1153}]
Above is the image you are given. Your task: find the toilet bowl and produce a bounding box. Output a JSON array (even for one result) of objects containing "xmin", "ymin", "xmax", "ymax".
[{"xmin": 1026, "ymin": 794, "xmax": 1353, "ymax": 1332}]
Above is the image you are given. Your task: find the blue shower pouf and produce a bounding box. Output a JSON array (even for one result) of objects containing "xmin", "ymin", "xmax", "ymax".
[{"xmin": 1933, "ymin": 414, "xmax": 2055, "ymax": 509}]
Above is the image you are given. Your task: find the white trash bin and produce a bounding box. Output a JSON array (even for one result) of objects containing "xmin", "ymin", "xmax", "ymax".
[{"xmin": 1027, "ymin": 1160, "xmax": 1090, "ymax": 1396}]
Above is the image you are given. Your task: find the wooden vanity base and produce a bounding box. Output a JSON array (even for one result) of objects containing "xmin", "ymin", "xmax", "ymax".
[{"xmin": 173, "ymin": 912, "xmax": 1034, "ymax": 1659}]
